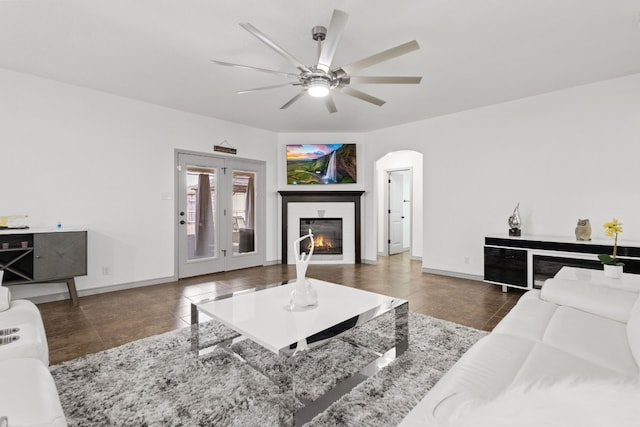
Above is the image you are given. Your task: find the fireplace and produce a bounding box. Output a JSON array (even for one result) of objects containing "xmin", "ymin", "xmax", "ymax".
[
  {"xmin": 279, "ymin": 191, "xmax": 364, "ymax": 264},
  {"xmin": 300, "ymin": 218, "xmax": 343, "ymax": 255}
]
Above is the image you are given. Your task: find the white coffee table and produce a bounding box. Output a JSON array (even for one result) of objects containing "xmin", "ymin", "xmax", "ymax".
[{"xmin": 190, "ymin": 278, "xmax": 409, "ymax": 425}]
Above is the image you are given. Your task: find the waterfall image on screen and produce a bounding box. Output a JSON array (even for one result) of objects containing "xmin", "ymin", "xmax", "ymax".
[{"xmin": 286, "ymin": 144, "xmax": 357, "ymax": 185}]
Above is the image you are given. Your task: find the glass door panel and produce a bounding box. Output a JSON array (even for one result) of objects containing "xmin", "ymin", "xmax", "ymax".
[
  {"xmin": 232, "ymin": 170, "xmax": 256, "ymax": 255},
  {"xmin": 186, "ymin": 167, "xmax": 216, "ymax": 260}
]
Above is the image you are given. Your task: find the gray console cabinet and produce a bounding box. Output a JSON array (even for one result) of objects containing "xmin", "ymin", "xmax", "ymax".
[{"xmin": 0, "ymin": 230, "xmax": 87, "ymax": 305}]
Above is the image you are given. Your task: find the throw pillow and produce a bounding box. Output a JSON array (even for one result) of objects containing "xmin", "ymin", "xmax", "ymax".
[{"xmin": 627, "ymin": 295, "xmax": 640, "ymax": 369}]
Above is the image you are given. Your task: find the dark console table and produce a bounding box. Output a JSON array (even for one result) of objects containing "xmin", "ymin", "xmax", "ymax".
[
  {"xmin": 0, "ymin": 229, "xmax": 87, "ymax": 305},
  {"xmin": 484, "ymin": 234, "xmax": 640, "ymax": 291}
]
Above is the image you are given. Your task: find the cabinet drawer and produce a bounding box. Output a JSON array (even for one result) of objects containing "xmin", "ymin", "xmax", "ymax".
[{"xmin": 484, "ymin": 246, "xmax": 527, "ymax": 287}]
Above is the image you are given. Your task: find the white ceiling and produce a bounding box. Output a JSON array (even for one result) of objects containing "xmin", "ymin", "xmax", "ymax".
[{"xmin": 2, "ymin": 0, "xmax": 640, "ymax": 132}]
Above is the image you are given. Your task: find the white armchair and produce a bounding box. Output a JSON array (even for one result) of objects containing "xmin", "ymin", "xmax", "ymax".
[{"xmin": 0, "ymin": 273, "xmax": 67, "ymax": 426}]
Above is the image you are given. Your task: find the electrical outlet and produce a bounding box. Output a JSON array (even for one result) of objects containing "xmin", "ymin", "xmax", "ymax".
[
  {"xmin": 101, "ymin": 266, "xmax": 111, "ymax": 275},
  {"xmin": 464, "ymin": 257, "xmax": 470, "ymax": 265}
]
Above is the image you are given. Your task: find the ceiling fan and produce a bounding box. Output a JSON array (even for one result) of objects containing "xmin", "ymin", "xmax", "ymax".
[{"xmin": 212, "ymin": 9, "xmax": 422, "ymax": 113}]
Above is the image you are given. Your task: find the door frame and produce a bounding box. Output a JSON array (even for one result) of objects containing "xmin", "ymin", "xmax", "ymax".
[{"xmin": 174, "ymin": 149, "xmax": 266, "ymax": 278}]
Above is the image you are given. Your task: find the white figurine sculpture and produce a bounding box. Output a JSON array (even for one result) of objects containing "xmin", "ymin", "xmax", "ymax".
[{"xmin": 289, "ymin": 229, "xmax": 318, "ymax": 311}]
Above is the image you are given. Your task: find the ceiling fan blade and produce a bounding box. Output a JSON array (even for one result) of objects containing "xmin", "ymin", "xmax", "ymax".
[
  {"xmin": 317, "ymin": 9, "xmax": 348, "ymax": 73},
  {"xmin": 239, "ymin": 22, "xmax": 311, "ymax": 73},
  {"xmin": 211, "ymin": 60, "xmax": 298, "ymax": 78},
  {"xmin": 339, "ymin": 86, "xmax": 386, "ymax": 106},
  {"xmin": 237, "ymin": 82, "xmax": 300, "ymax": 94},
  {"xmin": 324, "ymin": 95, "xmax": 338, "ymax": 114},
  {"xmin": 348, "ymin": 76, "xmax": 422, "ymax": 85},
  {"xmin": 280, "ymin": 91, "xmax": 306, "ymax": 109},
  {"xmin": 338, "ymin": 40, "xmax": 420, "ymax": 75}
]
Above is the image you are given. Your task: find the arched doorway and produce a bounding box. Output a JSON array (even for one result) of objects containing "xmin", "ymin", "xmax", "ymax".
[{"xmin": 375, "ymin": 150, "xmax": 424, "ymax": 261}]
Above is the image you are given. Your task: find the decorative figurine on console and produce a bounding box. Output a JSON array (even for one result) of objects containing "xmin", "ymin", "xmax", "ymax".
[
  {"xmin": 575, "ymin": 218, "xmax": 592, "ymax": 241},
  {"xmin": 508, "ymin": 203, "xmax": 522, "ymax": 236},
  {"xmin": 289, "ymin": 228, "xmax": 318, "ymax": 311}
]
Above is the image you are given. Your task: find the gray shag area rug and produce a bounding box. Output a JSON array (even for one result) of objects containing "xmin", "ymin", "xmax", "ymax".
[{"xmin": 50, "ymin": 312, "xmax": 486, "ymax": 426}]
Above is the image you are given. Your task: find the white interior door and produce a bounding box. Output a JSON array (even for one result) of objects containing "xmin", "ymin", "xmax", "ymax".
[
  {"xmin": 388, "ymin": 171, "xmax": 404, "ymax": 255},
  {"xmin": 177, "ymin": 152, "xmax": 265, "ymax": 278}
]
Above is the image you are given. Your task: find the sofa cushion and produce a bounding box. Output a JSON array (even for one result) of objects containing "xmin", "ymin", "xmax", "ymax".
[
  {"xmin": 492, "ymin": 290, "xmax": 558, "ymax": 341},
  {"xmin": 444, "ymin": 378, "xmax": 640, "ymax": 427},
  {"xmin": 627, "ymin": 295, "xmax": 640, "ymax": 372},
  {"xmin": 541, "ymin": 278, "xmax": 638, "ymax": 323},
  {"xmin": 0, "ymin": 358, "xmax": 66, "ymax": 427},
  {"xmin": 398, "ymin": 333, "xmax": 535, "ymax": 426},
  {"xmin": 513, "ymin": 341, "xmax": 635, "ymax": 387},
  {"xmin": 542, "ymin": 306, "xmax": 637, "ymax": 376}
]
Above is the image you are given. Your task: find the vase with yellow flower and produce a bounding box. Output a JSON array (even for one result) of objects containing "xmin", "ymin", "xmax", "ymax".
[{"xmin": 598, "ymin": 218, "xmax": 624, "ymax": 278}]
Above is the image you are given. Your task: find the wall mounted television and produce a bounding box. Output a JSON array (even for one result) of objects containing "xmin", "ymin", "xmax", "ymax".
[{"xmin": 286, "ymin": 144, "xmax": 357, "ymax": 185}]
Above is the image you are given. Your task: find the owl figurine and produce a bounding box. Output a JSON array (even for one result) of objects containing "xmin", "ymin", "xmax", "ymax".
[{"xmin": 575, "ymin": 219, "xmax": 592, "ymax": 241}]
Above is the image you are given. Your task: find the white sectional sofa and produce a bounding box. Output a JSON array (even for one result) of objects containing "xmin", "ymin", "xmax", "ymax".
[
  {"xmin": 0, "ymin": 296, "xmax": 67, "ymax": 426},
  {"xmin": 400, "ymin": 267, "xmax": 640, "ymax": 426}
]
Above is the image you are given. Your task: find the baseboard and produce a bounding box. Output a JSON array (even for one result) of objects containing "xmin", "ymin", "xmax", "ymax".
[
  {"xmin": 15, "ymin": 260, "xmax": 285, "ymax": 304},
  {"xmin": 410, "ymin": 256, "xmax": 422, "ymax": 262},
  {"xmin": 263, "ymin": 259, "xmax": 281, "ymax": 266},
  {"xmin": 24, "ymin": 266, "xmax": 478, "ymax": 305},
  {"xmin": 20, "ymin": 276, "xmax": 177, "ymax": 305},
  {"xmin": 421, "ymin": 268, "xmax": 483, "ymax": 282}
]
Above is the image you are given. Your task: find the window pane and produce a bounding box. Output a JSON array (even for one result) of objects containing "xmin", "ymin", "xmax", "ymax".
[
  {"xmin": 232, "ymin": 170, "xmax": 256, "ymax": 255},
  {"xmin": 186, "ymin": 167, "xmax": 216, "ymax": 260}
]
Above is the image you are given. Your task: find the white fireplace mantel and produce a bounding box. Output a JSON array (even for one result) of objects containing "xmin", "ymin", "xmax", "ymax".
[
  {"xmin": 278, "ymin": 191, "xmax": 364, "ymax": 264},
  {"xmin": 288, "ymin": 202, "xmax": 354, "ymax": 264}
]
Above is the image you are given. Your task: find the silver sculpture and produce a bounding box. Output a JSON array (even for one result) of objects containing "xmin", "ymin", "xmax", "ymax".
[{"xmin": 508, "ymin": 203, "xmax": 522, "ymax": 236}]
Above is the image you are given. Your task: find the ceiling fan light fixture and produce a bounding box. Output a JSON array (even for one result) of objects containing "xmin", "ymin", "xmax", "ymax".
[
  {"xmin": 215, "ymin": 9, "xmax": 422, "ymax": 112},
  {"xmin": 307, "ymin": 78, "xmax": 330, "ymax": 97}
]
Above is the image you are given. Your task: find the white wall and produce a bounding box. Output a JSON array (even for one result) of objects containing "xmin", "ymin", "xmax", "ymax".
[
  {"xmin": 375, "ymin": 151, "xmax": 423, "ymax": 258},
  {"xmin": 1, "ymin": 68, "xmax": 278, "ymax": 299},
  {"xmin": 366, "ymin": 73, "xmax": 640, "ymax": 278},
  {"xmin": 3, "ymin": 67, "xmax": 639, "ymax": 299}
]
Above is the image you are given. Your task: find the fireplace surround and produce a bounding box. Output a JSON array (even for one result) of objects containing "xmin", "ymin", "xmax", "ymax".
[{"xmin": 278, "ymin": 191, "xmax": 364, "ymax": 264}]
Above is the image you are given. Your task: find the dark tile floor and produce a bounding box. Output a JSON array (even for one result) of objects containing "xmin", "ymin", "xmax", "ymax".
[{"xmin": 38, "ymin": 252, "xmax": 524, "ymax": 365}]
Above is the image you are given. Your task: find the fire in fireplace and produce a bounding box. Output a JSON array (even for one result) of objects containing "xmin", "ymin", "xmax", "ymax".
[{"xmin": 300, "ymin": 218, "xmax": 343, "ymax": 255}]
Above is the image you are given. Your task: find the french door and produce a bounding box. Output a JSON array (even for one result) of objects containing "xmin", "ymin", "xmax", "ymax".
[{"xmin": 176, "ymin": 151, "xmax": 265, "ymax": 278}]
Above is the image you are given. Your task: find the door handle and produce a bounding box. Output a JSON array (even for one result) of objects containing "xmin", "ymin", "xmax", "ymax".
[{"xmin": 180, "ymin": 220, "xmax": 186, "ymax": 225}]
